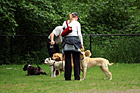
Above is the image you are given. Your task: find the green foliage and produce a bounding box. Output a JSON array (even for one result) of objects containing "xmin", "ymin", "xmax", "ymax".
[
  {"xmin": 0, "ymin": 0, "xmax": 140, "ymax": 64},
  {"xmin": 90, "ymin": 36, "xmax": 140, "ymax": 63},
  {"xmin": 88, "ymin": 0, "xmax": 140, "ymax": 34},
  {"xmin": 0, "ymin": 0, "xmax": 17, "ymax": 35},
  {"xmin": 0, "ymin": 0, "xmax": 139, "ymax": 35}
]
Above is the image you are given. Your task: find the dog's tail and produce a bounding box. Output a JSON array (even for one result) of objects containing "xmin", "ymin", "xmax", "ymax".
[
  {"xmin": 36, "ymin": 64, "xmax": 47, "ymax": 75},
  {"xmin": 36, "ymin": 64, "xmax": 41, "ymax": 70},
  {"xmin": 108, "ymin": 63, "xmax": 114, "ymax": 66}
]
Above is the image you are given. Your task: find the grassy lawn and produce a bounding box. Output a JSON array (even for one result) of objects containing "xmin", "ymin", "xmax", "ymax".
[{"xmin": 0, "ymin": 63, "xmax": 140, "ymax": 93}]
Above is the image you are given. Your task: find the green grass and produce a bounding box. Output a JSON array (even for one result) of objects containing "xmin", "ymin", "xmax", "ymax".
[{"xmin": 0, "ymin": 64, "xmax": 140, "ymax": 93}]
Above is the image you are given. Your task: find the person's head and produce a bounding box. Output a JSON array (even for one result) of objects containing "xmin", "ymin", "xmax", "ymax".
[
  {"xmin": 69, "ymin": 14, "xmax": 74, "ymax": 23},
  {"xmin": 72, "ymin": 12, "xmax": 80, "ymax": 21}
]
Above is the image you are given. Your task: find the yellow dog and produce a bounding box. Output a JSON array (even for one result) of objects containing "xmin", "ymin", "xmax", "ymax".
[{"xmin": 80, "ymin": 50, "xmax": 114, "ymax": 80}]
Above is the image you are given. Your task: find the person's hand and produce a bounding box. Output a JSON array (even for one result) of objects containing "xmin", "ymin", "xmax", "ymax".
[
  {"xmin": 50, "ymin": 40, "xmax": 55, "ymax": 45},
  {"xmin": 69, "ymin": 27, "xmax": 72, "ymax": 31},
  {"xmin": 81, "ymin": 44, "xmax": 85, "ymax": 52}
]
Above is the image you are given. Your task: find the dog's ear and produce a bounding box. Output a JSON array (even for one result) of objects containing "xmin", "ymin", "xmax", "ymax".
[
  {"xmin": 55, "ymin": 57, "xmax": 61, "ymax": 61},
  {"xmin": 58, "ymin": 57, "xmax": 61, "ymax": 61},
  {"xmin": 59, "ymin": 55, "xmax": 63, "ymax": 61},
  {"xmin": 48, "ymin": 57, "xmax": 51, "ymax": 60},
  {"xmin": 23, "ymin": 64, "xmax": 28, "ymax": 71},
  {"xmin": 85, "ymin": 50, "xmax": 91, "ymax": 57}
]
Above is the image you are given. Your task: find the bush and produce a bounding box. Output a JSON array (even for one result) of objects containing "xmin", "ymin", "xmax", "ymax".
[
  {"xmin": 90, "ymin": 36, "xmax": 140, "ymax": 63},
  {"xmin": 0, "ymin": 0, "xmax": 140, "ymax": 64}
]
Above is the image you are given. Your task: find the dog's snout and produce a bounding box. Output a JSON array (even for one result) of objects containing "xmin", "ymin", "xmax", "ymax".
[{"xmin": 44, "ymin": 59, "xmax": 49, "ymax": 64}]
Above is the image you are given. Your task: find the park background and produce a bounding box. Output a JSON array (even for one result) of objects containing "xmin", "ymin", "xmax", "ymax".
[
  {"xmin": 0, "ymin": 0, "xmax": 140, "ymax": 93},
  {"xmin": 0, "ymin": 0, "xmax": 140, "ymax": 64}
]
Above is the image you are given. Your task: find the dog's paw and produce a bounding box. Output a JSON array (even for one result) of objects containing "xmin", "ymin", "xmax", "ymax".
[
  {"xmin": 109, "ymin": 78, "xmax": 112, "ymax": 80},
  {"xmin": 80, "ymin": 78, "xmax": 84, "ymax": 81},
  {"xmin": 104, "ymin": 78, "xmax": 108, "ymax": 80}
]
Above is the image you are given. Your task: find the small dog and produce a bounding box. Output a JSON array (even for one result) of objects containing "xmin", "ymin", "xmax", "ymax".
[
  {"xmin": 44, "ymin": 58, "xmax": 65, "ymax": 78},
  {"xmin": 52, "ymin": 53, "xmax": 64, "ymax": 61},
  {"xmin": 23, "ymin": 64, "xmax": 47, "ymax": 76},
  {"xmin": 80, "ymin": 52, "xmax": 114, "ymax": 80},
  {"xmin": 52, "ymin": 53, "xmax": 74, "ymax": 74}
]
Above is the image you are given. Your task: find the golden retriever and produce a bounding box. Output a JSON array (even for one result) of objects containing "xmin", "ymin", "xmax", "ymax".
[{"xmin": 80, "ymin": 51, "xmax": 114, "ymax": 80}]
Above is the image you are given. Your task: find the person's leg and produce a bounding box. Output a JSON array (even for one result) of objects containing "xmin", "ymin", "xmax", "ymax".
[
  {"xmin": 54, "ymin": 44, "xmax": 60, "ymax": 75},
  {"xmin": 64, "ymin": 51, "xmax": 72, "ymax": 80},
  {"xmin": 72, "ymin": 51, "xmax": 80, "ymax": 80}
]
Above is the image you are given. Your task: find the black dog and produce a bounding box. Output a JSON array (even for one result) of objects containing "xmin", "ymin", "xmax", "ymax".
[{"xmin": 23, "ymin": 64, "xmax": 47, "ymax": 76}]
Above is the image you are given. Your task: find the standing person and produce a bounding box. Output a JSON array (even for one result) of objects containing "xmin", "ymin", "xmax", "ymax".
[
  {"xmin": 62, "ymin": 12, "xmax": 84, "ymax": 81},
  {"xmin": 47, "ymin": 26, "xmax": 63, "ymax": 57}
]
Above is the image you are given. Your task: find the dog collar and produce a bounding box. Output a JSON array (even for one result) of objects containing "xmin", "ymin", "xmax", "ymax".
[
  {"xmin": 81, "ymin": 57, "xmax": 84, "ymax": 60},
  {"xmin": 49, "ymin": 61, "xmax": 55, "ymax": 67}
]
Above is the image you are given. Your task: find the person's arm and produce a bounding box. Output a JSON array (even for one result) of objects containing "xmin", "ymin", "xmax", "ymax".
[
  {"xmin": 62, "ymin": 21, "xmax": 66, "ymax": 30},
  {"xmin": 50, "ymin": 32, "xmax": 55, "ymax": 45},
  {"xmin": 77, "ymin": 22, "xmax": 85, "ymax": 51},
  {"xmin": 81, "ymin": 44, "xmax": 84, "ymax": 52},
  {"xmin": 50, "ymin": 26, "xmax": 63, "ymax": 45}
]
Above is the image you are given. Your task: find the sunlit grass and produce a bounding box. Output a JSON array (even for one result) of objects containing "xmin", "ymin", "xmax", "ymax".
[{"xmin": 0, "ymin": 64, "xmax": 140, "ymax": 93}]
